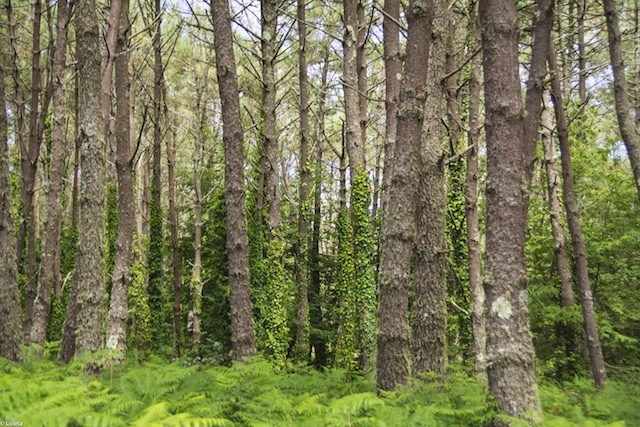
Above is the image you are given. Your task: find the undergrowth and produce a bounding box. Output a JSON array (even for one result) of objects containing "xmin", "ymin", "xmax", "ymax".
[{"xmin": 0, "ymin": 355, "xmax": 637, "ymax": 426}]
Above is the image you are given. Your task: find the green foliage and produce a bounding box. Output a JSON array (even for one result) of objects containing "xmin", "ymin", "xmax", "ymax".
[
  {"xmin": 259, "ymin": 233, "xmax": 291, "ymax": 365},
  {"xmin": 3, "ymin": 358, "xmax": 634, "ymax": 426},
  {"xmin": 148, "ymin": 189, "xmax": 167, "ymax": 349},
  {"xmin": 128, "ymin": 244, "xmax": 152, "ymax": 354},
  {"xmin": 105, "ymin": 183, "xmax": 119, "ymax": 292},
  {"xmin": 350, "ymin": 167, "xmax": 377, "ymax": 368},
  {"xmin": 47, "ymin": 224, "xmax": 78, "ymax": 342}
]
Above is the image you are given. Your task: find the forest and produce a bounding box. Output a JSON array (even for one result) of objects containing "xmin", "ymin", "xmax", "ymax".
[{"xmin": 0, "ymin": 0, "xmax": 639, "ymax": 424}]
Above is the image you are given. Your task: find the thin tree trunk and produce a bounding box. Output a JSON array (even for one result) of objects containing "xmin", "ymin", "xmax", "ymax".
[
  {"xmin": 262, "ymin": 0, "xmax": 281, "ymax": 236},
  {"xmin": 548, "ymin": 43, "xmax": 607, "ymax": 389},
  {"xmin": 211, "ymin": 0, "xmax": 257, "ymax": 360},
  {"xmin": 71, "ymin": 68, "xmax": 80, "ymax": 229},
  {"xmin": 603, "ymin": 0, "xmax": 640, "ymax": 201},
  {"xmin": 106, "ymin": 0, "xmax": 133, "ymax": 359},
  {"xmin": 30, "ymin": 0, "xmax": 71, "ymax": 347},
  {"xmin": 411, "ymin": 0, "xmax": 447, "ymax": 378},
  {"xmin": 164, "ymin": 83, "xmax": 182, "ymax": 359},
  {"xmin": 578, "ymin": 0, "xmax": 586, "ymax": 103},
  {"xmin": 0, "ymin": 43, "xmax": 22, "ymax": 362},
  {"xmin": 480, "ymin": 0, "xmax": 542, "ymax": 420},
  {"xmin": 21, "ymin": 0, "xmax": 44, "ymax": 340},
  {"xmin": 377, "ymin": 0, "xmax": 433, "ymax": 392},
  {"xmin": 309, "ymin": 49, "xmax": 329, "ymax": 368},
  {"xmin": 357, "ymin": 0, "xmax": 367, "ymax": 149},
  {"xmin": 381, "ymin": 0, "xmax": 400, "ymax": 214},
  {"xmin": 294, "ymin": 0, "xmax": 311, "ymax": 362},
  {"xmin": 541, "ymin": 97, "xmax": 575, "ymax": 309},
  {"xmin": 466, "ymin": 8, "xmax": 485, "ymax": 372},
  {"xmin": 69, "ymin": 0, "xmax": 107, "ymax": 360}
]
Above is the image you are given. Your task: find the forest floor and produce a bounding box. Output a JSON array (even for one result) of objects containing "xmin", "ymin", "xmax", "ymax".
[{"xmin": 0, "ymin": 350, "xmax": 638, "ymax": 426}]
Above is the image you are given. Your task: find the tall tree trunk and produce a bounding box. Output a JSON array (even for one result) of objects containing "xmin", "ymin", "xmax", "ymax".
[
  {"xmin": 164, "ymin": 84, "xmax": 182, "ymax": 359},
  {"xmin": 377, "ymin": 0, "xmax": 433, "ymax": 392},
  {"xmin": 101, "ymin": 0, "xmax": 123, "ymax": 174},
  {"xmin": 190, "ymin": 36, "xmax": 209, "ymax": 351},
  {"xmin": 106, "ymin": 0, "xmax": 133, "ymax": 359},
  {"xmin": 381, "ymin": 0, "xmax": 400, "ymax": 214},
  {"xmin": 357, "ymin": 0, "xmax": 367, "ymax": 149},
  {"xmin": 309, "ymin": 49, "xmax": 329, "ymax": 368},
  {"xmin": 262, "ymin": 0, "xmax": 281, "ymax": 236},
  {"xmin": 466, "ymin": 8, "xmax": 485, "ymax": 373},
  {"xmin": 480, "ymin": 0, "xmax": 542, "ymax": 420},
  {"xmin": 294, "ymin": 0, "xmax": 311, "ymax": 362},
  {"xmin": 69, "ymin": 0, "xmax": 107, "ymax": 359},
  {"xmin": 211, "ymin": 0, "xmax": 257, "ymax": 360},
  {"xmin": 577, "ymin": 0, "xmax": 586, "ymax": 102},
  {"xmin": 21, "ymin": 0, "xmax": 43, "ymax": 340},
  {"xmin": 548, "ymin": 43, "xmax": 607, "ymax": 389},
  {"xmin": 71, "ymin": 68, "xmax": 80, "ymax": 229},
  {"xmin": 541, "ymin": 97, "xmax": 575, "ymax": 309},
  {"xmin": 523, "ymin": 0, "xmax": 554, "ymax": 187},
  {"xmin": 0, "ymin": 43, "xmax": 22, "ymax": 362},
  {"xmin": 30, "ymin": 0, "xmax": 70, "ymax": 347},
  {"xmin": 603, "ymin": 0, "xmax": 640, "ymax": 201},
  {"xmin": 411, "ymin": 0, "xmax": 447, "ymax": 378}
]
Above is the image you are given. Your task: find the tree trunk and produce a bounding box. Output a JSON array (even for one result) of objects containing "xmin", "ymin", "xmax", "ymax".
[
  {"xmin": 0, "ymin": 44, "xmax": 22, "ymax": 362},
  {"xmin": 69, "ymin": 0, "xmax": 107, "ymax": 359},
  {"xmin": 190, "ymin": 35, "xmax": 209, "ymax": 351},
  {"xmin": 381, "ymin": 0, "xmax": 400, "ymax": 215},
  {"xmin": 357, "ymin": 0, "xmax": 367, "ymax": 150},
  {"xmin": 466, "ymin": 6, "xmax": 486, "ymax": 373},
  {"xmin": 20, "ymin": 0, "xmax": 43, "ymax": 341},
  {"xmin": 106, "ymin": 0, "xmax": 133, "ymax": 360},
  {"xmin": 480, "ymin": 0, "xmax": 542, "ymax": 420},
  {"xmin": 164, "ymin": 84, "xmax": 182, "ymax": 359},
  {"xmin": 377, "ymin": 0, "xmax": 433, "ymax": 392},
  {"xmin": 30, "ymin": 0, "xmax": 70, "ymax": 347},
  {"xmin": 309, "ymin": 49, "xmax": 329, "ymax": 368},
  {"xmin": 294, "ymin": 0, "xmax": 311, "ymax": 363},
  {"xmin": 548, "ymin": 43, "xmax": 607, "ymax": 389},
  {"xmin": 262, "ymin": 0, "xmax": 281, "ymax": 236},
  {"xmin": 411, "ymin": 0, "xmax": 447, "ymax": 378},
  {"xmin": 541, "ymin": 98, "xmax": 575, "ymax": 309},
  {"xmin": 603, "ymin": 0, "xmax": 640, "ymax": 201},
  {"xmin": 211, "ymin": 0, "xmax": 257, "ymax": 360},
  {"xmin": 71, "ymin": 68, "xmax": 80, "ymax": 229}
]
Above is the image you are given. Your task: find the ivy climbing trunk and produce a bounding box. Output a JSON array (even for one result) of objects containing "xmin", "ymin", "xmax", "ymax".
[
  {"xmin": 68, "ymin": 0, "xmax": 107, "ymax": 359},
  {"xmin": 106, "ymin": 0, "xmax": 133, "ymax": 359},
  {"xmin": 548, "ymin": 43, "xmax": 607, "ymax": 389},
  {"xmin": 0, "ymin": 45, "xmax": 22, "ymax": 362},
  {"xmin": 377, "ymin": 0, "xmax": 433, "ymax": 392},
  {"xmin": 211, "ymin": 0, "xmax": 257, "ymax": 360},
  {"xmin": 480, "ymin": 0, "xmax": 542, "ymax": 420},
  {"xmin": 30, "ymin": 0, "xmax": 70, "ymax": 347},
  {"xmin": 411, "ymin": 0, "xmax": 446, "ymax": 378}
]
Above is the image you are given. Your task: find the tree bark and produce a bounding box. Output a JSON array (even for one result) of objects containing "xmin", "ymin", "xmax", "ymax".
[
  {"xmin": 377, "ymin": 0, "xmax": 433, "ymax": 392},
  {"xmin": 466, "ymin": 6, "xmax": 486, "ymax": 373},
  {"xmin": 211, "ymin": 0, "xmax": 257, "ymax": 360},
  {"xmin": 541, "ymin": 97, "xmax": 575, "ymax": 309},
  {"xmin": 309, "ymin": 49, "xmax": 329, "ymax": 367},
  {"xmin": 548, "ymin": 43, "xmax": 607, "ymax": 389},
  {"xmin": 20, "ymin": 0, "xmax": 43, "ymax": 341},
  {"xmin": 262, "ymin": 0, "xmax": 281, "ymax": 236},
  {"xmin": 294, "ymin": 0, "xmax": 311, "ymax": 362},
  {"xmin": 0, "ymin": 43, "xmax": 22, "ymax": 362},
  {"xmin": 603, "ymin": 0, "xmax": 640, "ymax": 201},
  {"xmin": 411, "ymin": 0, "xmax": 447, "ymax": 378},
  {"xmin": 106, "ymin": 0, "xmax": 133, "ymax": 360},
  {"xmin": 381, "ymin": 0, "xmax": 400, "ymax": 215},
  {"xmin": 164, "ymin": 83, "xmax": 182, "ymax": 359},
  {"xmin": 357, "ymin": 0, "xmax": 367, "ymax": 150},
  {"xmin": 30, "ymin": 0, "xmax": 71, "ymax": 347},
  {"xmin": 69, "ymin": 0, "xmax": 107, "ymax": 359},
  {"xmin": 480, "ymin": 0, "xmax": 542, "ymax": 420}
]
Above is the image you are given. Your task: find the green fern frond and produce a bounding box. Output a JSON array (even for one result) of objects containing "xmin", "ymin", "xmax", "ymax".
[{"xmin": 130, "ymin": 401, "xmax": 170, "ymax": 426}]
